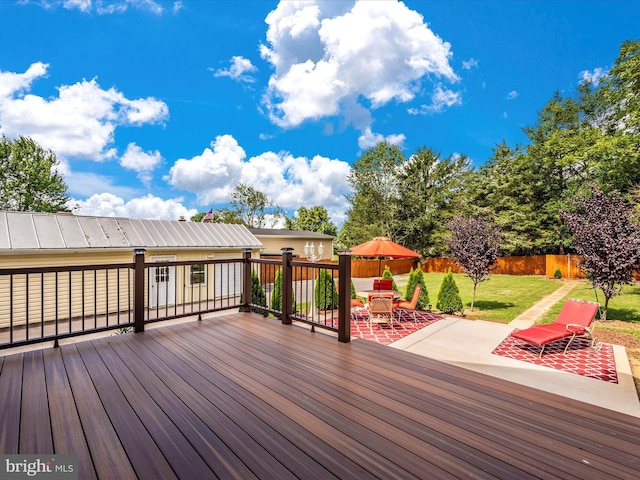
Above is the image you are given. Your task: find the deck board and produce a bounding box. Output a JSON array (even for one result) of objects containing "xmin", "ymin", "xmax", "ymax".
[
  {"xmin": 42, "ymin": 348, "xmax": 97, "ymax": 480},
  {"xmin": 0, "ymin": 353, "xmax": 23, "ymax": 454},
  {"xmin": 20, "ymin": 350, "xmax": 53, "ymax": 453},
  {"xmin": 1, "ymin": 312, "xmax": 639, "ymax": 479}
]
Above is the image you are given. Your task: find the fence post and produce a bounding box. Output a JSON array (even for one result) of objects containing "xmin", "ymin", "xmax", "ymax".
[
  {"xmin": 281, "ymin": 247, "xmax": 293, "ymax": 325},
  {"xmin": 133, "ymin": 248, "xmax": 146, "ymax": 333},
  {"xmin": 240, "ymin": 248, "xmax": 252, "ymax": 312},
  {"xmin": 337, "ymin": 250, "xmax": 352, "ymax": 343}
]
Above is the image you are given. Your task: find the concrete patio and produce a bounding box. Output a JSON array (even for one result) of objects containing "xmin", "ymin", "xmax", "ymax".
[{"xmin": 353, "ymin": 276, "xmax": 640, "ymax": 417}]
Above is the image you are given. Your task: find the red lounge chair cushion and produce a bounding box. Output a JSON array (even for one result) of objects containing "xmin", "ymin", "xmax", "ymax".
[
  {"xmin": 510, "ymin": 299, "xmax": 597, "ymax": 348},
  {"xmin": 511, "ymin": 324, "xmax": 573, "ymax": 347}
]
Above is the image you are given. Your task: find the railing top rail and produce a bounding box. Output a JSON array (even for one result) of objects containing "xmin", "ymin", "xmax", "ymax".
[
  {"xmin": 290, "ymin": 260, "xmax": 338, "ymax": 269},
  {"xmin": 143, "ymin": 258, "xmax": 242, "ymax": 267},
  {"xmin": 250, "ymin": 258, "xmax": 282, "ymax": 265},
  {"xmin": 0, "ymin": 263, "xmax": 135, "ymax": 275}
]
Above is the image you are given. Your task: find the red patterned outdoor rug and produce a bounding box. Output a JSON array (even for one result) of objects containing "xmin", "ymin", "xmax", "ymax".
[
  {"xmin": 493, "ymin": 331, "xmax": 618, "ymax": 383},
  {"xmin": 350, "ymin": 309, "xmax": 442, "ymax": 345}
]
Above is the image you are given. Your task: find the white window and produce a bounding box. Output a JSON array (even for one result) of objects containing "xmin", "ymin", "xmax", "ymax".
[{"xmin": 190, "ymin": 264, "xmax": 206, "ymax": 286}]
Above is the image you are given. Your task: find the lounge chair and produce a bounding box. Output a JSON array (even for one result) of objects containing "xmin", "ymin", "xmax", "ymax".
[
  {"xmin": 510, "ymin": 299, "xmax": 600, "ymax": 358},
  {"xmin": 393, "ymin": 285, "xmax": 421, "ymax": 322},
  {"xmin": 368, "ymin": 293, "xmax": 396, "ymax": 333}
]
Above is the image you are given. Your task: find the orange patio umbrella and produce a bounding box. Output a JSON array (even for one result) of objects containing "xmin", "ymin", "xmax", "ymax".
[{"xmin": 349, "ymin": 237, "xmax": 421, "ymax": 277}]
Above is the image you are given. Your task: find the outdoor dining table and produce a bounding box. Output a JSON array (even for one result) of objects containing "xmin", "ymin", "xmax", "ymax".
[{"xmin": 356, "ymin": 289, "xmax": 403, "ymax": 300}]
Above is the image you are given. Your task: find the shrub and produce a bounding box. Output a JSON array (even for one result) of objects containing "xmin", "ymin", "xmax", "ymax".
[
  {"xmin": 381, "ymin": 265, "xmax": 398, "ymax": 291},
  {"xmin": 271, "ymin": 268, "xmax": 296, "ymax": 313},
  {"xmin": 405, "ymin": 267, "xmax": 430, "ymax": 310},
  {"xmin": 251, "ymin": 270, "xmax": 267, "ymax": 313},
  {"xmin": 553, "ymin": 268, "xmax": 562, "ymax": 279},
  {"xmin": 436, "ymin": 269, "xmax": 464, "ymax": 314},
  {"xmin": 315, "ymin": 269, "xmax": 338, "ymax": 310}
]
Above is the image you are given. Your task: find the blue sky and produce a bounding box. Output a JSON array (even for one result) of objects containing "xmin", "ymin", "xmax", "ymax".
[{"xmin": 0, "ymin": 1, "xmax": 637, "ymax": 226}]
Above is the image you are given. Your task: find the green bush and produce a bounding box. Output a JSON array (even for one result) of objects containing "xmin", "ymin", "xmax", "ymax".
[
  {"xmin": 405, "ymin": 267, "xmax": 430, "ymax": 310},
  {"xmin": 251, "ymin": 270, "xmax": 267, "ymax": 313},
  {"xmin": 436, "ymin": 268, "xmax": 464, "ymax": 314},
  {"xmin": 271, "ymin": 268, "xmax": 296, "ymax": 313},
  {"xmin": 553, "ymin": 268, "xmax": 562, "ymax": 279},
  {"xmin": 381, "ymin": 265, "xmax": 398, "ymax": 291},
  {"xmin": 315, "ymin": 269, "xmax": 339, "ymax": 310}
]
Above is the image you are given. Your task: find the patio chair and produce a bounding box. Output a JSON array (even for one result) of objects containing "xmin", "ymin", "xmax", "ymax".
[
  {"xmin": 373, "ymin": 278, "xmax": 393, "ymax": 291},
  {"xmin": 336, "ymin": 283, "xmax": 365, "ymax": 311},
  {"xmin": 510, "ymin": 299, "xmax": 600, "ymax": 358},
  {"xmin": 394, "ymin": 285, "xmax": 421, "ymax": 323},
  {"xmin": 368, "ymin": 293, "xmax": 396, "ymax": 333}
]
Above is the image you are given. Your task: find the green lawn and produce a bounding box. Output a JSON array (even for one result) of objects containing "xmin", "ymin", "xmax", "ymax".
[
  {"xmin": 538, "ymin": 281, "xmax": 640, "ymax": 324},
  {"xmin": 396, "ymin": 273, "xmax": 563, "ymax": 323}
]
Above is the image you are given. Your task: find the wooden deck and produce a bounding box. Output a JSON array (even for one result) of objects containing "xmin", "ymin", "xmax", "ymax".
[{"xmin": 1, "ymin": 312, "xmax": 639, "ymax": 479}]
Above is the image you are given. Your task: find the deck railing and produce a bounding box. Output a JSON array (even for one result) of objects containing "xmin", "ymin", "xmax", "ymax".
[{"xmin": 0, "ymin": 249, "xmax": 351, "ymax": 350}]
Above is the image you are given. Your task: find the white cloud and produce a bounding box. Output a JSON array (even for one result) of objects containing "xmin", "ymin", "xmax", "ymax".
[
  {"xmin": 0, "ymin": 63, "xmax": 169, "ymax": 161},
  {"xmin": 33, "ymin": 0, "xmax": 166, "ymax": 14},
  {"xmin": 165, "ymin": 134, "xmax": 352, "ymax": 226},
  {"xmin": 120, "ymin": 143, "xmax": 162, "ymax": 171},
  {"xmin": 407, "ymin": 84, "xmax": 462, "ymax": 115},
  {"xmin": 166, "ymin": 134, "xmax": 247, "ymax": 204},
  {"xmin": 462, "ymin": 58, "xmax": 478, "ymax": 70},
  {"xmin": 0, "ymin": 61, "xmax": 48, "ymax": 98},
  {"xmin": 260, "ymin": 0, "xmax": 458, "ymax": 129},
  {"xmin": 506, "ymin": 90, "xmax": 518, "ymax": 100},
  {"xmin": 213, "ymin": 56, "xmax": 258, "ymax": 83},
  {"xmin": 120, "ymin": 143, "xmax": 163, "ymax": 187},
  {"xmin": 579, "ymin": 67, "xmax": 607, "ymax": 84},
  {"xmin": 357, "ymin": 127, "xmax": 405, "ymax": 151},
  {"xmin": 70, "ymin": 192, "xmax": 197, "ymax": 221}
]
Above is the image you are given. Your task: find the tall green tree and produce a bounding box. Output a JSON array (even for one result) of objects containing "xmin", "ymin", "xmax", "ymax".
[
  {"xmin": 598, "ymin": 39, "xmax": 640, "ymax": 135},
  {"xmin": 467, "ymin": 140, "xmax": 560, "ymax": 255},
  {"xmin": 191, "ymin": 209, "xmax": 242, "ymax": 224},
  {"xmin": 231, "ymin": 183, "xmax": 284, "ymax": 228},
  {"xmin": 285, "ymin": 206, "xmax": 337, "ymax": 236},
  {"xmin": 394, "ymin": 147, "xmax": 470, "ymax": 256},
  {"xmin": 339, "ymin": 142, "xmax": 404, "ymax": 246},
  {"xmin": 0, "ymin": 135, "xmax": 69, "ymax": 212}
]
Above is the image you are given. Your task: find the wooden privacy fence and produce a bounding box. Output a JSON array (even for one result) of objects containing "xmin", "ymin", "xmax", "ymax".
[
  {"xmin": 545, "ymin": 255, "xmax": 586, "ymax": 279},
  {"xmin": 352, "ymin": 255, "xmax": 591, "ymax": 279},
  {"xmin": 423, "ymin": 255, "xmax": 583, "ymax": 278}
]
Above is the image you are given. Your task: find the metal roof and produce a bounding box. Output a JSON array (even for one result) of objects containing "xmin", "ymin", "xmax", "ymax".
[{"xmin": 0, "ymin": 212, "xmax": 262, "ymax": 253}]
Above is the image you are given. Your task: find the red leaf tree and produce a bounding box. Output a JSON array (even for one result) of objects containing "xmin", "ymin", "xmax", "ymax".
[
  {"xmin": 446, "ymin": 216, "xmax": 500, "ymax": 311},
  {"xmin": 560, "ymin": 187, "xmax": 640, "ymax": 320}
]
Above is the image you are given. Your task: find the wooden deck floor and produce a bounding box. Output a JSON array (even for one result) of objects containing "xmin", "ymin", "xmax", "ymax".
[{"xmin": 1, "ymin": 312, "xmax": 639, "ymax": 479}]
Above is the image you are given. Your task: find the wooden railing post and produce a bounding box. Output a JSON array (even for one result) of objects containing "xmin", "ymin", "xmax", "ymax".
[
  {"xmin": 133, "ymin": 248, "xmax": 146, "ymax": 333},
  {"xmin": 337, "ymin": 250, "xmax": 351, "ymax": 343},
  {"xmin": 240, "ymin": 249, "xmax": 252, "ymax": 312},
  {"xmin": 281, "ymin": 247, "xmax": 293, "ymax": 325}
]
